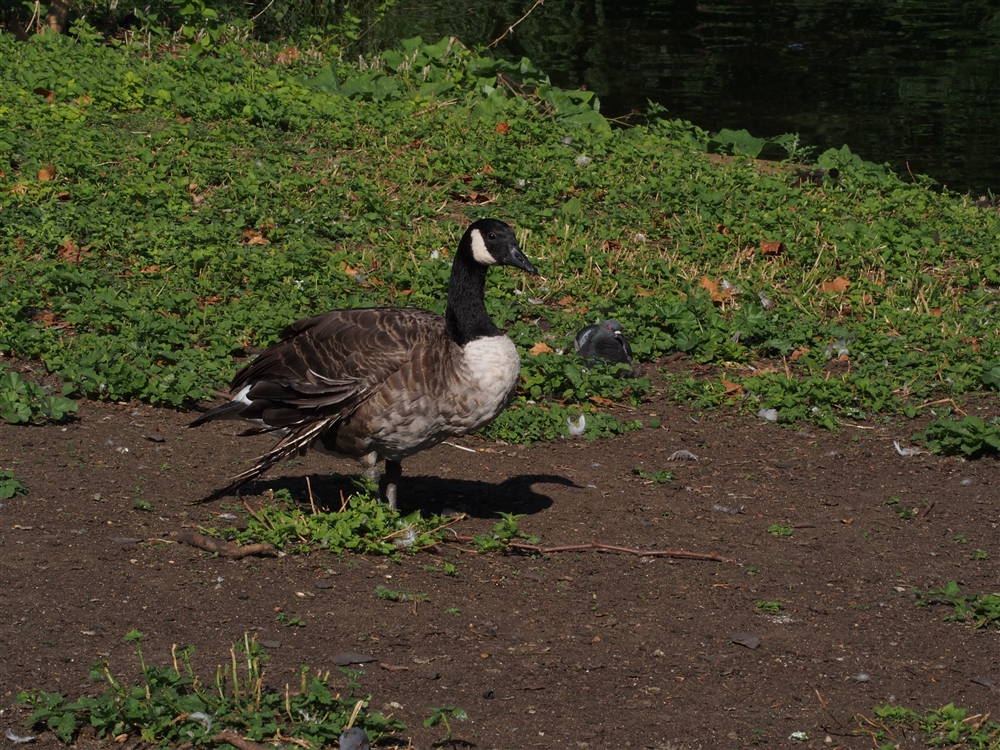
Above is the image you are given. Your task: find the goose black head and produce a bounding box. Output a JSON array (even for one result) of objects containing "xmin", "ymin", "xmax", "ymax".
[
  {"xmin": 464, "ymin": 218, "xmax": 537, "ymax": 275},
  {"xmin": 339, "ymin": 728, "xmax": 370, "ymax": 750},
  {"xmin": 575, "ymin": 319, "xmax": 635, "ymax": 366}
]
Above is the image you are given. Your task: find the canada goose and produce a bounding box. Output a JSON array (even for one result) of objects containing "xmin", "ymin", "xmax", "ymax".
[
  {"xmin": 574, "ymin": 319, "xmax": 634, "ymax": 367},
  {"xmin": 339, "ymin": 728, "xmax": 370, "ymax": 750},
  {"xmin": 190, "ymin": 218, "xmax": 537, "ymax": 509}
]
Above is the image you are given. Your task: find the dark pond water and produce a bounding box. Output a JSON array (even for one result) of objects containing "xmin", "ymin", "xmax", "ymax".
[{"xmin": 382, "ymin": 0, "xmax": 1000, "ymax": 195}]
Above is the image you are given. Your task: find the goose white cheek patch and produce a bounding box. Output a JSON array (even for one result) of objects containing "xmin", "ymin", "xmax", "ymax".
[{"xmin": 469, "ymin": 228, "xmax": 497, "ymax": 265}]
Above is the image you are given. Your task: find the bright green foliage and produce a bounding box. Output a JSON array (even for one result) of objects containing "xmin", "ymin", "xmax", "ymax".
[
  {"xmin": 915, "ymin": 580, "xmax": 1000, "ymax": 629},
  {"xmin": 867, "ymin": 703, "xmax": 1000, "ymax": 749},
  {"xmin": 914, "ymin": 415, "xmax": 1000, "ymax": 457},
  {"xmin": 471, "ymin": 512, "xmax": 540, "ymax": 553},
  {"xmin": 3, "ymin": 27, "xmax": 1000, "ymax": 437},
  {"xmin": 423, "ymin": 706, "xmax": 468, "ymax": 743},
  {"xmin": 207, "ymin": 488, "xmax": 457, "ymax": 557},
  {"xmin": 374, "ymin": 585, "xmax": 429, "ymax": 603},
  {"xmin": 18, "ymin": 632, "xmax": 404, "ymax": 745},
  {"xmin": 755, "ymin": 601, "xmax": 783, "ymax": 613},
  {"xmin": 0, "ymin": 470, "xmax": 27, "ymax": 499},
  {"xmin": 767, "ymin": 524, "xmax": 793, "ymax": 537},
  {"xmin": 632, "ymin": 467, "xmax": 673, "ymax": 483},
  {"xmin": 0, "ymin": 366, "xmax": 77, "ymax": 424}
]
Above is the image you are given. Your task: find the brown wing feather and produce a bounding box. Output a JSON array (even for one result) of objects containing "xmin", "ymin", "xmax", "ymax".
[
  {"xmin": 231, "ymin": 308, "xmax": 447, "ymax": 427},
  {"xmin": 193, "ymin": 308, "xmax": 451, "ymax": 501}
]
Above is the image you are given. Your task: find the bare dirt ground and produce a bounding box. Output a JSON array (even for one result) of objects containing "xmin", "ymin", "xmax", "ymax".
[{"xmin": 2, "ymin": 359, "xmax": 999, "ymax": 750}]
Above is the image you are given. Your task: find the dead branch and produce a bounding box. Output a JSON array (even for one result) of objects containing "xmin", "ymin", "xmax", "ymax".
[
  {"xmin": 171, "ymin": 531, "xmax": 277, "ymax": 558},
  {"xmin": 210, "ymin": 730, "xmax": 276, "ymax": 750},
  {"xmin": 487, "ymin": 0, "xmax": 545, "ymax": 49},
  {"xmin": 450, "ymin": 535, "xmax": 734, "ymax": 562}
]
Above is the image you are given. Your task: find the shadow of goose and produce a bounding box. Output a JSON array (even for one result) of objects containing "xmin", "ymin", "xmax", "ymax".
[{"xmin": 244, "ymin": 472, "xmax": 578, "ymax": 517}]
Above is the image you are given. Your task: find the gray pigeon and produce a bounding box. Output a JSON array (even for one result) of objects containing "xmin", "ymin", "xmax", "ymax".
[
  {"xmin": 340, "ymin": 727, "xmax": 371, "ymax": 750},
  {"xmin": 574, "ymin": 319, "xmax": 634, "ymax": 366}
]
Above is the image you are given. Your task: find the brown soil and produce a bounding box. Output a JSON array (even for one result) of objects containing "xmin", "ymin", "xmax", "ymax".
[{"xmin": 2, "ymin": 362, "xmax": 999, "ymax": 750}]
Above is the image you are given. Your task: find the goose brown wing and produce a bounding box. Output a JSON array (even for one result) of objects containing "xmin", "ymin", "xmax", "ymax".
[{"xmin": 231, "ymin": 308, "xmax": 448, "ymax": 428}]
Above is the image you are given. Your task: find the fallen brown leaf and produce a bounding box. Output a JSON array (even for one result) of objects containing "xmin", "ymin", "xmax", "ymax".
[
  {"xmin": 759, "ymin": 241, "xmax": 786, "ymax": 256},
  {"xmin": 530, "ymin": 342, "xmax": 554, "ymax": 356},
  {"xmin": 789, "ymin": 346, "xmax": 810, "ymax": 360},
  {"xmin": 721, "ymin": 378, "xmax": 744, "ymax": 395},
  {"xmin": 819, "ymin": 276, "xmax": 850, "ymax": 292}
]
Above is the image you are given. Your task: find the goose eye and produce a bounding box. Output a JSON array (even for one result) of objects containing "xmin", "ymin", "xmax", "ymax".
[{"xmin": 488, "ymin": 232, "xmax": 496, "ymax": 240}]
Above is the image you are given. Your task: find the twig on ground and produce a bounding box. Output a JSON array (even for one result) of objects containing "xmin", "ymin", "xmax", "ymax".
[
  {"xmin": 306, "ymin": 476, "xmax": 318, "ymax": 515},
  {"xmin": 450, "ymin": 536, "xmax": 734, "ymax": 562},
  {"xmin": 171, "ymin": 531, "xmax": 276, "ymax": 558},
  {"xmin": 487, "ymin": 0, "xmax": 545, "ymax": 49},
  {"xmin": 914, "ymin": 397, "xmax": 966, "ymax": 415},
  {"xmin": 210, "ymin": 730, "xmax": 274, "ymax": 750},
  {"xmin": 411, "ymin": 99, "xmax": 457, "ymax": 117}
]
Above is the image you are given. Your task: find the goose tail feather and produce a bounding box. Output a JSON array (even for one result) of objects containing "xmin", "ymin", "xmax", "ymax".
[{"xmin": 189, "ymin": 418, "xmax": 338, "ymax": 504}]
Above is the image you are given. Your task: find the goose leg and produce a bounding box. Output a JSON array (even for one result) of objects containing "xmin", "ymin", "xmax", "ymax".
[
  {"xmin": 359, "ymin": 451, "xmax": 381, "ymax": 486},
  {"xmin": 382, "ymin": 459, "xmax": 402, "ymax": 510}
]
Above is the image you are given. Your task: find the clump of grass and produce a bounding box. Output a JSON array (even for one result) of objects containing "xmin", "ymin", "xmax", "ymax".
[
  {"xmin": 18, "ymin": 631, "xmax": 403, "ymax": 746},
  {"xmin": 861, "ymin": 703, "xmax": 1000, "ymax": 749},
  {"xmin": 914, "ymin": 581, "xmax": 1000, "ymax": 629}
]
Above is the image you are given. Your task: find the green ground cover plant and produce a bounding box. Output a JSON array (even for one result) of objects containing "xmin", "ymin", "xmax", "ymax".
[
  {"xmin": 204, "ymin": 489, "xmax": 538, "ymax": 557},
  {"xmin": 0, "ymin": 469, "xmax": 27, "ymax": 499},
  {"xmin": 914, "ymin": 581, "xmax": 1000, "ymax": 630},
  {"xmin": 3, "ymin": 19, "xmax": 1000, "ymax": 444},
  {"xmin": 0, "ymin": 366, "xmax": 77, "ymax": 424},
  {"xmin": 913, "ymin": 415, "xmax": 1000, "ymax": 457},
  {"xmin": 861, "ymin": 703, "xmax": 1000, "ymax": 749},
  {"xmin": 18, "ymin": 631, "xmax": 403, "ymax": 746}
]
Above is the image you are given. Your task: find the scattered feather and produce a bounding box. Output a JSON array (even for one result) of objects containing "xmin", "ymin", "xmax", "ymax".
[
  {"xmin": 852, "ymin": 673, "xmax": 872, "ymax": 683},
  {"xmin": 758, "ymin": 291, "xmax": 776, "ymax": 310},
  {"xmin": 575, "ymin": 155, "xmax": 592, "ymax": 166},
  {"xmin": 188, "ymin": 712, "xmax": 214, "ymax": 731},
  {"xmin": 667, "ymin": 449, "xmax": 699, "ymax": 461},
  {"xmin": 823, "ymin": 339, "xmax": 851, "ymax": 359},
  {"xmin": 394, "ymin": 527, "xmax": 417, "ymax": 548},
  {"xmin": 567, "ymin": 415, "xmax": 586, "ymax": 436},
  {"xmin": 758, "ymin": 408, "xmax": 779, "ymax": 422},
  {"xmin": 5, "ymin": 730, "xmax": 35, "ymax": 744},
  {"xmin": 893, "ymin": 440, "xmax": 923, "ymax": 456}
]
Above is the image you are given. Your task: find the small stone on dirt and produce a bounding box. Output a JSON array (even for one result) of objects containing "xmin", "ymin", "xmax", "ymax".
[
  {"xmin": 731, "ymin": 633, "xmax": 761, "ymax": 649},
  {"xmin": 260, "ymin": 640, "xmax": 281, "ymax": 649},
  {"xmin": 970, "ymin": 675, "xmax": 997, "ymax": 687},
  {"xmin": 332, "ymin": 651, "xmax": 376, "ymax": 665}
]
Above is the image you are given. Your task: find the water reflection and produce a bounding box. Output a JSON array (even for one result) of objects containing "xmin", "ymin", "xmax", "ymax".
[{"xmin": 383, "ymin": 0, "xmax": 1000, "ymax": 194}]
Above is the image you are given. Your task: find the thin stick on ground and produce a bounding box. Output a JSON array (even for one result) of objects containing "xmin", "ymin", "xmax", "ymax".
[
  {"xmin": 914, "ymin": 397, "xmax": 966, "ymax": 415},
  {"xmin": 487, "ymin": 0, "xmax": 545, "ymax": 49},
  {"xmin": 210, "ymin": 729, "xmax": 274, "ymax": 750},
  {"xmin": 451, "ymin": 536, "xmax": 734, "ymax": 562},
  {"xmin": 306, "ymin": 476, "xmax": 317, "ymax": 515}
]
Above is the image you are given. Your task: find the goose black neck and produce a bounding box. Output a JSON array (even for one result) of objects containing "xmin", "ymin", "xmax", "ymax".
[{"xmin": 446, "ymin": 251, "xmax": 502, "ymax": 346}]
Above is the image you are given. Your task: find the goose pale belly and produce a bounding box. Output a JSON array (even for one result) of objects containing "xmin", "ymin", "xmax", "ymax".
[
  {"xmin": 313, "ymin": 336, "xmax": 521, "ymax": 461},
  {"xmin": 329, "ymin": 335, "xmax": 521, "ymax": 460}
]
